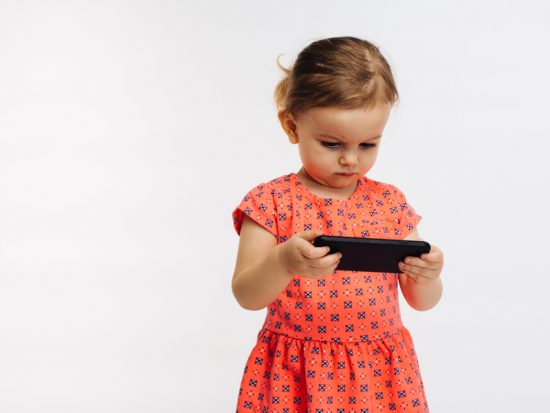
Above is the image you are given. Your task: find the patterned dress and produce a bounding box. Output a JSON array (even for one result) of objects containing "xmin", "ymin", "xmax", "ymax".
[{"xmin": 232, "ymin": 172, "xmax": 428, "ymax": 413}]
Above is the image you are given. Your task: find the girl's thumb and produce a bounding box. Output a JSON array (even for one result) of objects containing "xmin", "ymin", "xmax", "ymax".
[{"xmin": 299, "ymin": 230, "xmax": 323, "ymax": 242}]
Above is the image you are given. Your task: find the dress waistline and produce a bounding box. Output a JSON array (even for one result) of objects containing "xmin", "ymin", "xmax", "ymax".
[{"xmin": 258, "ymin": 318, "xmax": 404, "ymax": 345}]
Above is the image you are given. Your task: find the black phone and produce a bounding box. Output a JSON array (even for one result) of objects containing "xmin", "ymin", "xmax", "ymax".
[{"xmin": 312, "ymin": 235, "xmax": 431, "ymax": 273}]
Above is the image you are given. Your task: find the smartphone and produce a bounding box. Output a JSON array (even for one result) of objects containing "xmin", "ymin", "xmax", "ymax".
[{"xmin": 312, "ymin": 235, "xmax": 431, "ymax": 273}]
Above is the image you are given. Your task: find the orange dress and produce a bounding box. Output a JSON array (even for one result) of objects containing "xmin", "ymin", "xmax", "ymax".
[{"xmin": 232, "ymin": 172, "xmax": 428, "ymax": 413}]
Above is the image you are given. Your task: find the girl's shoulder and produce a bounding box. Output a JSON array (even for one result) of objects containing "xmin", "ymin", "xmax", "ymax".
[
  {"xmin": 240, "ymin": 173, "xmax": 295, "ymax": 196},
  {"xmin": 365, "ymin": 176, "xmax": 404, "ymax": 197},
  {"xmin": 232, "ymin": 173, "xmax": 294, "ymax": 239},
  {"xmin": 365, "ymin": 177, "xmax": 421, "ymax": 220}
]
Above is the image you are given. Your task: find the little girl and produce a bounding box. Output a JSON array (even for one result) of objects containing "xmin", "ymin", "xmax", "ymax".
[{"xmin": 231, "ymin": 36, "xmax": 444, "ymax": 413}]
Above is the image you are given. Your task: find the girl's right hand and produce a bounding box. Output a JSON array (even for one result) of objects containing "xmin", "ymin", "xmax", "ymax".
[{"xmin": 278, "ymin": 230, "xmax": 342, "ymax": 278}]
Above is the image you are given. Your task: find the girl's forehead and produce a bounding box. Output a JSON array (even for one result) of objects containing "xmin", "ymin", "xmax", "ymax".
[{"xmin": 301, "ymin": 105, "xmax": 391, "ymax": 135}]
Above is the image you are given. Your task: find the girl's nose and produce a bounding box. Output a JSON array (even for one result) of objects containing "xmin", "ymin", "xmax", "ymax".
[{"xmin": 339, "ymin": 151, "xmax": 358, "ymax": 167}]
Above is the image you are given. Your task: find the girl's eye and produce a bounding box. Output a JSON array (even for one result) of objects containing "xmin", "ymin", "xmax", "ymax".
[
  {"xmin": 321, "ymin": 142, "xmax": 340, "ymax": 148},
  {"xmin": 321, "ymin": 142, "xmax": 376, "ymax": 149}
]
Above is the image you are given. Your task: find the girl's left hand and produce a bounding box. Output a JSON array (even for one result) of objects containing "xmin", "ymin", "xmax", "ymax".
[{"xmin": 398, "ymin": 244, "xmax": 444, "ymax": 285}]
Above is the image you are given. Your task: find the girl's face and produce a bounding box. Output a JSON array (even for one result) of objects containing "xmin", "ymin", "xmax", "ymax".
[{"xmin": 279, "ymin": 104, "xmax": 392, "ymax": 192}]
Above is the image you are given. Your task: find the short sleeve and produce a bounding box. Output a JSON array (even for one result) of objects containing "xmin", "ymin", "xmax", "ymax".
[
  {"xmin": 388, "ymin": 184, "xmax": 422, "ymax": 239},
  {"xmin": 232, "ymin": 183, "xmax": 278, "ymax": 240}
]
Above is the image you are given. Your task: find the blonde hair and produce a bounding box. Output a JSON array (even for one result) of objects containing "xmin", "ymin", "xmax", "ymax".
[{"xmin": 274, "ymin": 36, "xmax": 399, "ymax": 117}]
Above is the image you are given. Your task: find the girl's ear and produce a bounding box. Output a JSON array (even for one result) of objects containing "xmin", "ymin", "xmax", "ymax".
[{"xmin": 278, "ymin": 110, "xmax": 299, "ymax": 144}]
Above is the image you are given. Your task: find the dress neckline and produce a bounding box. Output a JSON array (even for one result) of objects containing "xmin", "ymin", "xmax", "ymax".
[{"xmin": 290, "ymin": 172, "xmax": 365, "ymax": 202}]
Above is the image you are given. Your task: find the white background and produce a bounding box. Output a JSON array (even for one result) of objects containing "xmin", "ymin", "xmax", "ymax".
[{"xmin": 1, "ymin": 0, "xmax": 549, "ymax": 412}]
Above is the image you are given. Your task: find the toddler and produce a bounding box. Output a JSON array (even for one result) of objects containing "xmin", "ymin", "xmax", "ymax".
[{"xmin": 231, "ymin": 36, "xmax": 444, "ymax": 413}]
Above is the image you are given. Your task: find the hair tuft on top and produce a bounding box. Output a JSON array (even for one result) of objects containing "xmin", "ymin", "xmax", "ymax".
[{"xmin": 273, "ymin": 36, "xmax": 399, "ymax": 117}]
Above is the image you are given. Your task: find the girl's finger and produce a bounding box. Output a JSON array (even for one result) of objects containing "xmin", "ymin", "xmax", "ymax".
[
  {"xmin": 420, "ymin": 248, "xmax": 443, "ymax": 263},
  {"xmin": 312, "ymin": 245, "xmax": 331, "ymax": 258},
  {"xmin": 318, "ymin": 252, "xmax": 341, "ymax": 267},
  {"xmin": 399, "ymin": 263, "xmax": 432, "ymax": 279},
  {"xmin": 403, "ymin": 258, "xmax": 439, "ymax": 271},
  {"xmin": 301, "ymin": 243, "xmax": 327, "ymax": 259},
  {"xmin": 402, "ymin": 272, "xmax": 431, "ymax": 284}
]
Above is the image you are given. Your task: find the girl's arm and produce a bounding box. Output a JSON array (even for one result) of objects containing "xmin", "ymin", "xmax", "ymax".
[
  {"xmin": 231, "ymin": 216, "xmax": 294, "ymax": 311},
  {"xmin": 398, "ymin": 228, "xmax": 444, "ymax": 311}
]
